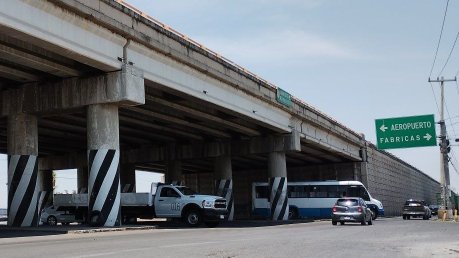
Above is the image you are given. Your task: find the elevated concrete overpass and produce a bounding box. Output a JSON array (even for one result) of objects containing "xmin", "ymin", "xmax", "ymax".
[{"xmin": 0, "ymin": 0, "xmax": 438, "ymax": 226}]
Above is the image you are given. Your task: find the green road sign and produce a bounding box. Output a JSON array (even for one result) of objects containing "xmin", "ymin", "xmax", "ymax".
[
  {"xmin": 375, "ymin": 114, "xmax": 437, "ymax": 150},
  {"xmin": 276, "ymin": 88, "xmax": 292, "ymax": 107}
]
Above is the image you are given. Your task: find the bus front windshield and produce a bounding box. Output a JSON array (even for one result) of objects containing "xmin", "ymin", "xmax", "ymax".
[{"xmin": 346, "ymin": 186, "xmax": 370, "ymax": 201}]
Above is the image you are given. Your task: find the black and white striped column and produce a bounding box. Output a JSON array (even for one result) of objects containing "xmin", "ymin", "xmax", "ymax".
[
  {"xmin": 216, "ymin": 179, "xmax": 234, "ymax": 220},
  {"xmin": 87, "ymin": 104, "xmax": 121, "ymax": 227},
  {"xmin": 269, "ymin": 176, "xmax": 288, "ymax": 221},
  {"xmin": 7, "ymin": 113, "xmax": 40, "ymax": 227},
  {"xmin": 268, "ymin": 151, "xmax": 289, "ymax": 221},
  {"xmin": 7, "ymin": 155, "xmax": 40, "ymax": 227},
  {"xmin": 214, "ymin": 154, "xmax": 234, "ymax": 221},
  {"xmin": 88, "ymin": 149, "xmax": 121, "ymax": 226}
]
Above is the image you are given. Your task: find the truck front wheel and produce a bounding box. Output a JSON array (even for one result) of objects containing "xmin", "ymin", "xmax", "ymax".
[{"xmin": 184, "ymin": 209, "xmax": 202, "ymax": 227}]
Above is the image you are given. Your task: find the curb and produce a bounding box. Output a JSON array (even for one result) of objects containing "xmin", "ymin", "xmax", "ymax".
[
  {"xmin": 69, "ymin": 225, "xmax": 157, "ymax": 234},
  {"xmin": 0, "ymin": 225, "xmax": 158, "ymax": 234}
]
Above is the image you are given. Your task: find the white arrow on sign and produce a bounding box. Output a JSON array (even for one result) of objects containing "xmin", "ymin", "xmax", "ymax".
[
  {"xmin": 380, "ymin": 124, "xmax": 388, "ymax": 132},
  {"xmin": 423, "ymin": 133, "xmax": 432, "ymax": 141}
]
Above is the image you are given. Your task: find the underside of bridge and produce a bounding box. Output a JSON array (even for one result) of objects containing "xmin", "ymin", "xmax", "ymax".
[
  {"xmin": 0, "ymin": 0, "xmax": 366, "ymax": 226},
  {"xmin": 0, "ymin": 30, "xmax": 354, "ymax": 170}
]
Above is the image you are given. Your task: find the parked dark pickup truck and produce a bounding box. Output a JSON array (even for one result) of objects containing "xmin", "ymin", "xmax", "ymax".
[{"xmin": 402, "ymin": 199, "xmax": 431, "ymax": 220}]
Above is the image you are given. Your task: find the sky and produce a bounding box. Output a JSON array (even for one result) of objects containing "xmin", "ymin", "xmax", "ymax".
[{"xmin": 2, "ymin": 0, "xmax": 459, "ymax": 207}]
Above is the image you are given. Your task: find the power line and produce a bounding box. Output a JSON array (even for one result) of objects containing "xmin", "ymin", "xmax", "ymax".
[
  {"xmin": 438, "ymin": 30, "xmax": 459, "ymax": 76},
  {"xmin": 445, "ymin": 98, "xmax": 458, "ymax": 138},
  {"xmin": 429, "ymin": 0, "xmax": 450, "ymax": 78},
  {"xmin": 449, "ymin": 155, "xmax": 459, "ymax": 176}
]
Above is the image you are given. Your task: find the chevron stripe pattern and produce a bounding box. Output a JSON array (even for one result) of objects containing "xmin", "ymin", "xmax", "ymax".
[
  {"xmin": 269, "ymin": 177, "xmax": 288, "ymax": 221},
  {"xmin": 88, "ymin": 149, "xmax": 121, "ymax": 226},
  {"xmin": 7, "ymin": 155, "xmax": 40, "ymax": 227},
  {"xmin": 216, "ymin": 179, "xmax": 234, "ymax": 220}
]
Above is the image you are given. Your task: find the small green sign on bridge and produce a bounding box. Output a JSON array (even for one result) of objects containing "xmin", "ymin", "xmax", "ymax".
[{"xmin": 375, "ymin": 114, "xmax": 437, "ymax": 150}]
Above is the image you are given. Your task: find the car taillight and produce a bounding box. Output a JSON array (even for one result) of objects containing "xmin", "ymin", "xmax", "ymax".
[
  {"xmin": 332, "ymin": 206, "xmax": 337, "ymax": 212},
  {"xmin": 358, "ymin": 207, "xmax": 363, "ymax": 213}
]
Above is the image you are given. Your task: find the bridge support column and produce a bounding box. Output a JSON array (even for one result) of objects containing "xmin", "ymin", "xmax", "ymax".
[
  {"xmin": 7, "ymin": 113, "xmax": 40, "ymax": 227},
  {"xmin": 214, "ymin": 154, "xmax": 234, "ymax": 220},
  {"xmin": 77, "ymin": 167, "xmax": 88, "ymax": 193},
  {"xmin": 166, "ymin": 161, "xmax": 182, "ymax": 185},
  {"xmin": 120, "ymin": 164, "xmax": 136, "ymax": 193},
  {"xmin": 87, "ymin": 104, "xmax": 121, "ymax": 227},
  {"xmin": 268, "ymin": 151, "xmax": 288, "ymax": 221}
]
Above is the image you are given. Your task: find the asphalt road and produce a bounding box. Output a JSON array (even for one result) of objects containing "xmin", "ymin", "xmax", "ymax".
[{"xmin": 1, "ymin": 217, "xmax": 458, "ymax": 258}]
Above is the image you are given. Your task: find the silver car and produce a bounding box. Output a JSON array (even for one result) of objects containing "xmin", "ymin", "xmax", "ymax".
[
  {"xmin": 331, "ymin": 197, "xmax": 373, "ymax": 226},
  {"xmin": 40, "ymin": 206, "xmax": 84, "ymax": 226}
]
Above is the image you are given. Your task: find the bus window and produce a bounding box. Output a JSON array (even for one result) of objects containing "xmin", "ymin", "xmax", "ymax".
[
  {"xmin": 310, "ymin": 186, "xmax": 327, "ymax": 198},
  {"xmin": 327, "ymin": 185, "xmax": 340, "ymax": 198},
  {"xmin": 288, "ymin": 186, "xmax": 309, "ymax": 198},
  {"xmin": 361, "ymin": 188, "xmax": 370, "ymax": 201}
]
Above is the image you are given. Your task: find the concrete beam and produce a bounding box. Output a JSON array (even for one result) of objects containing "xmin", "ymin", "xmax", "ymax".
[
  {"xmin": 124, "ymin": 132, "xmax": 300, "ymax": 164},
  {"xmin": 1, "ymin": 65, "xmax": 144, "ymax": 117},
  {"xmin": 0, "ymin": 64, "xmax": 40, "ymax": 82},
  {"xmin": 125, "ymin": 107, "xmax": 231, "ymax": 138},
  {"xmin": 146, "ymin": 95, "xmax": 260, "ymax": 136},
  {"xmin": 119, "ymin": 115, "xmax": 204, "ymax": 141},
  {"xmin": 0, "ymin": 42, "xmax": 82, "ymax": 77},
  {"xmin": 39, "ymin": 152, "xmax": 86, "ymax": 171}
]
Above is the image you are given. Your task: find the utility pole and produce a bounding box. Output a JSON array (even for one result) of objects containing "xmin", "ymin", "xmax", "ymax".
[{"xmin": 428, "ymin": 76, "xmax": 456, "ymax": 218}]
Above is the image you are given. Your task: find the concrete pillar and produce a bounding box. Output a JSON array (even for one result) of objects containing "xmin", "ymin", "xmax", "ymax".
[
  {"xmin": 268, "ymin": 151, "xmax": 289, "ymax": 221},
  {"xmin": 87, "ymin": 104, "xmax": 121, "ymax": 227},
  {"xmin": 214, "ymin": 155, "xmax": 234, "ymax": 220},
  {"xmin": 7, "ymin": 113, "xmax": 40, "ymax": 227},
  {"xmin": 37, "ymin": 169, "xmax": 53, "ymax": 214},
  {"xmin": 77, "ymin": 167, "xmax": 89, "ymax": 193},
  {"xmin": 166, "ymin": 160, "xmax": 182, "ymax": 185},
  {"xmin": 120, "ymin": 164, "xmax": 136, "ymax": 193}
]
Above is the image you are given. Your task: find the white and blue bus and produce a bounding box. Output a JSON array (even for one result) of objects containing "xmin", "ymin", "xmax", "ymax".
[{"xmin": 252, "ymin": 180, "xmax": 384, "ymax": 220}]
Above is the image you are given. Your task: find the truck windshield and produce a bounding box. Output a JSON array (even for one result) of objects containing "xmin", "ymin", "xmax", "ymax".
[{"xmin": 176, "ymin": 187, "xmax": 197, "ymax": 196}]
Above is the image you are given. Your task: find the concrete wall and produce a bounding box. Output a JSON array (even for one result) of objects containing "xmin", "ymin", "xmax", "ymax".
[{"xmin": 365, "ymin": 145, "xmax": 439, "ymax": 216}]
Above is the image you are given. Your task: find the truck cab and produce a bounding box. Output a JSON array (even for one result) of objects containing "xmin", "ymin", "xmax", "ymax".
[{"xmin": 153, "ymin": 184, "xmax": 228, "ymax": 227}]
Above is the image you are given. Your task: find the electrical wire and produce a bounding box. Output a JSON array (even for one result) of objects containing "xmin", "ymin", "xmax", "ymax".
[
  {"xmin": 438, "ymin": 30, "xmax": 459, "ymax": 76},
  {"xmin": 445, "ymin": 98, "xmax": 458, "ymax": 139},
  {"xmin": 449, "ymin": 155, "xmax": 459, "ymax": 176},
  {"xmin": 429, "ymin": 0, "xmax": 450, "ymax": 78}
]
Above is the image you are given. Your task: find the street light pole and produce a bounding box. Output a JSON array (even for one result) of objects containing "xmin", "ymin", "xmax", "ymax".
[{"xmin": 428, "ymin": 76, "xmax": 456, "ymax": 217}]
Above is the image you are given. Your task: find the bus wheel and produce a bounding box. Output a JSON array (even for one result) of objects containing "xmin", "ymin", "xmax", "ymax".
[{"xmin": 288, "ymin": 207, "xmax": 298, "ymax": 220}]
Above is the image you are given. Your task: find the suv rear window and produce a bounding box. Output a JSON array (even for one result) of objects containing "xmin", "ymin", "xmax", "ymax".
[{"xmin": 336, "ymin": 199, "xmax": 359, "ymax": 206}]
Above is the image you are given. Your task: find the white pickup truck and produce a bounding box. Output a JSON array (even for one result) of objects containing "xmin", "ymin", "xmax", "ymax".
[{"xmin": 42, "ymin": 183, "xmax": 228, "ymax": 227}]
